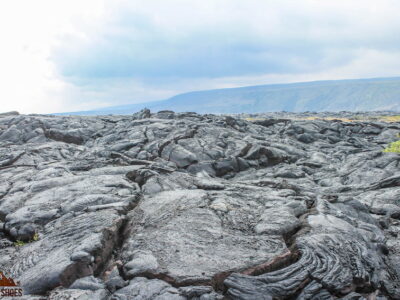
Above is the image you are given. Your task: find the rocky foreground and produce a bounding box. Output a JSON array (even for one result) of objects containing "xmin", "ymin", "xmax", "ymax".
[{"xmin": 0, "ymin": 110, "xmax": 399, "ymax": 300}]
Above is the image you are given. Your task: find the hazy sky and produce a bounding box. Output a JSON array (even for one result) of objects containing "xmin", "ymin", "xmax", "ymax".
[{"xmin": 1, "ymin": 0, "xmax": 400, "ymax": 113}]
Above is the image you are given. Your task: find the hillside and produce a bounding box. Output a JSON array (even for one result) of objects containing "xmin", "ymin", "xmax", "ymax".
[{"xmin": 59, "ymin": 77, "xmax": 400, "ymax": 115}]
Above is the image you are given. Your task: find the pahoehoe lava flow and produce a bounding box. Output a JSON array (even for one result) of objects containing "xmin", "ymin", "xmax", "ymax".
[{"xmin": 0, "ymin": 109, "xmax": 399, "ymax": 299}]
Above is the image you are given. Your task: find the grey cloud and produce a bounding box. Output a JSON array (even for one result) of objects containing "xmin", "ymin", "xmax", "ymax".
[{"xmin": 51, "ymin": 6, "xmax": 371, "ymax": 81}]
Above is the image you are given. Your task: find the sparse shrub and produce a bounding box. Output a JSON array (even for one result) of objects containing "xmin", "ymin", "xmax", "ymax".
[
  {"xmin": 14, "ymin": 232, "xmax": 40, "ymax": 247},
  {"xmin": 383, "ymin": 140, "xmax": 400, "ymax": 153},
  {"xmin": 14, "ymin": 240, "xmax": 26, "ymax": 247},
  {"xmin": 380, "ymin": 115, "xmax": 400, "ymax": 122},
  {"xmin": 33, "ymin": 232, "xmax": 39, "ymax": 241}
]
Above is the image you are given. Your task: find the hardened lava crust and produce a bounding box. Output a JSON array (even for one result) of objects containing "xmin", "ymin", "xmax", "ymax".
[{"xmin": 0, "ymin": 109, "xmax": 399, "ymax": 299}]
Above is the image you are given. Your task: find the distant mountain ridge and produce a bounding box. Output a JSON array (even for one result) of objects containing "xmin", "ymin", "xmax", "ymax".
[{"xmin": 57, "ymin": 77, "xmax": 400, "ymax": 115}]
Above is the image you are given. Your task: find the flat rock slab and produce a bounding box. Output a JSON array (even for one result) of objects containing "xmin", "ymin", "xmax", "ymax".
[{"xmin": 121, "ymin": 189, "xmax": 288, "ymax": 285}]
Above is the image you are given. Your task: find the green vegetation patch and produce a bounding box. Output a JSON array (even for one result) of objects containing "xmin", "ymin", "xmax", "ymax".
[
  {"xmin": 14, "ymin": 232, "xmax": 40, "ymax": 247},
  {"xmin": 383, "ymin": 140, "xmax": 400, "ymax": 153},
  {"xmin": 379, "ymin": 115, "xmax": 400, "ymax": 122}
]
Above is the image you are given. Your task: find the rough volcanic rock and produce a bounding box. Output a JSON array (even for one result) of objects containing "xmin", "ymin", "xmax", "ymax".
[
  {"xmin": 120, "ymin": 188, "xmax": 289, "ymax": 285},
  {"xmin": 0, "ymin": 110, "xmax": 399, "ymax": 299}
]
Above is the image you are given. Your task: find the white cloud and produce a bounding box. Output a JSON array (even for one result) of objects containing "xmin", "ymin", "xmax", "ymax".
[
  {"xmin": 0, "ymin": 0, "xmax": 399, "ymax": 113},
  {"xmin": 0, "ymin": 0, "xmax": 107, "ymax": 113}
]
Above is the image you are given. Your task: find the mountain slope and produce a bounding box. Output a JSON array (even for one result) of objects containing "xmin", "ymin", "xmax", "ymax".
[{"xmin": 59, "ymin": 77, "xmax": 400, "ymax": 115}]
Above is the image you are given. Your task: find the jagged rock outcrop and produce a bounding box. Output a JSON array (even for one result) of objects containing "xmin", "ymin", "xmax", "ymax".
[{"xmin": 0, "ymin": 110, "xmax": 399, "ymax": 299}]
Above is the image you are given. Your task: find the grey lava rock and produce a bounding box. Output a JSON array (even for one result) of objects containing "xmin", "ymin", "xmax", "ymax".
[
  {"xmin": 48, "ymin": 288, "xmax": 110, "ymax": 300},
  {"xmin": 121, "ymin": 189, "xmax": 288, "ymax": 285},
  {"xmin": 105, "ymin": 266, "xmax": 128, "ymax": 293},
  {"xmin": 0, "ymin": 110, "xmax": 399, "ymax": 299},
  {"xmin": 69, "ymin": 275, "xmax": 105, "ymax": 291},
  {"xmin": 111, "ymin": 277, "xmax": 185, "ymax": 300}
]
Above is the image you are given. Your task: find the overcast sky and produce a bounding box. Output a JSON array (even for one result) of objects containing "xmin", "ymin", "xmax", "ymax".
[{"xmin": 1, "ymin": 0, "xmax": 400, "ymax": 113}]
